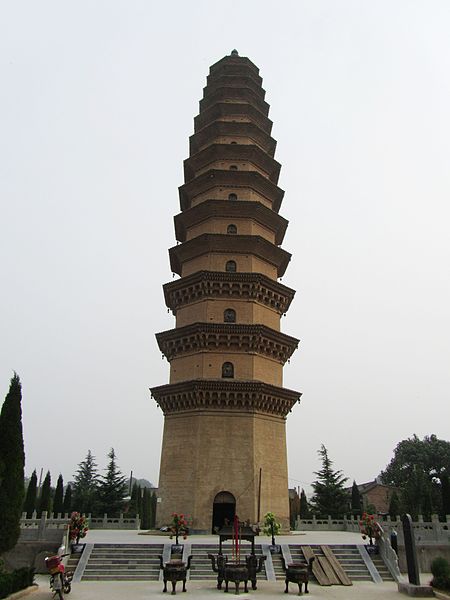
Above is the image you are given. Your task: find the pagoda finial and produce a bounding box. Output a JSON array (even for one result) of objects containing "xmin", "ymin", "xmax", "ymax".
[{"xmin": 231, "ymin": 49, "xmax": 239, "ymax": 56}]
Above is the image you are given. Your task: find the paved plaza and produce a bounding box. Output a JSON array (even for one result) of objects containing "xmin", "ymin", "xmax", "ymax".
[{"xmin": 29, "ymin": 530, "xmax": 434, "ymax": 600}]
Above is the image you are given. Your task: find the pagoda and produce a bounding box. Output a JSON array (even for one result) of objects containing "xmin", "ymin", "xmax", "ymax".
[{"xmin": 151, "ymin": 51, "xmax": 301, "ymax": 533}]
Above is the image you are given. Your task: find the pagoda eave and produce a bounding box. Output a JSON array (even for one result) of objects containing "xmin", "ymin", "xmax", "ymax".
[
  {"xmin": 174, "ymin": 200, "xmax": 288, "ymax": 245},
  {"xmin": 183, "ymin": 144, "xmax": 281, "ymax": 184},
  {"xmin": 168, "ymin": 233, "xmax": 291, "ymax": 278},
  {"xmin": 156, "ymin": 322, "xmax": 299, "ymax": 363},
  {"xmin": 189, "ymin": 121, "xmax": 276, "ymax": 157},
  {"xmin": 178, "ymin": 169, "xmax": 284, "ymax": 212},
  {"xmin": 163, "ymin": 270, "xmax": 295, "ymax": 314},
  {"xmin": 151, "ymin": 379, "xmax": 301, "ymax": 418}
]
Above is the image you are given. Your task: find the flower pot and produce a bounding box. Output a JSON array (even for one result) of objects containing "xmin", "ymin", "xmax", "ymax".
[{"xmin": 71, "ymin": 543, "xmax": 85, "ymax": 554}]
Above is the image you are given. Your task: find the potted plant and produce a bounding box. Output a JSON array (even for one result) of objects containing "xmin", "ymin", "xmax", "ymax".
[
  {"xmin": 69, "ymin": 511, "xmax": 89, "ymax": 552},
  {"xmin": 359, "ymin": 512, "xmax": 382, "ymax": 554},
  {"xmin": 263, "ymin": 512, "xmax": 281, "ymax": 553},
  {"xmin": 169, "ymin": 513, "xmax": 189, "ymax": 557}
]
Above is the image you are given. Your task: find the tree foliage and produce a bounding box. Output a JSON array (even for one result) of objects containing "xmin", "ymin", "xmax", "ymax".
[
  {"xmin": 63, "ymin": 483, "xmax": 72, "ymax": 515},
  {"xmin": 0, "ymin": 373, "xmax": 25, "ymax": 553},
  {"xmin": 300, "ymin": 488, "xmax": 312, "ymax": 519},
  {"xmin": 38, "ymin": 471, "xmax": 52, "ymax": 517},
  {"xmin": 351, "ymin": 481, "xmax": 362, "ymax": 514},
  {"xmin": 289, "ymin": 489, "xmax": 301, "ymax": 529},
  {"xmin": 23, "ymin": 470, "xmax": 38, "ymax": 518},
  {"xmin": 311, "ymin": 444, "xmax": 349, "ymax": 518},
  {"xmin": 73, "ymin": 450, "xmax": 100, "ymax": 515},
  {"xmin": 381, "ymin": 434, "xmax": 450, "ymax": 517},
  {"xmin": 388, "ymin": 490, "xmax": 401, "ymax": 517},
  {"xmin": 97, "ymin": 448, "xmax": 126, "ymax": 517},
  {"xmin": 53, "ymin": 474, "xmax": 64, "ymax": 517}
]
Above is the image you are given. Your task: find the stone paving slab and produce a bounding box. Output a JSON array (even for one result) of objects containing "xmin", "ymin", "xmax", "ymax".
[{"xmin": 32, "ymin": 575, "xmax": 417, "ymax": 599}]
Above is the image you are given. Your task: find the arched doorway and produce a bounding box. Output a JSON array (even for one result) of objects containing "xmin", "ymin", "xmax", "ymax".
[{"xmin": 212, "ymin": 491, "xmax": 236, "ymax": 533}]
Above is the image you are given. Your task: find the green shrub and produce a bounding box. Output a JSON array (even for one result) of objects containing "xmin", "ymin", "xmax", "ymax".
[
  {"xmin": 0, "ymin": 567, "xmax": 34, "ymax": 598},
  {"xmin": 431, "ymin": 557, "xmax": 450, "ymax": 591},
  {"xmin": 0, "ymin": 573, "xmax": 13, "ymax": 600}
]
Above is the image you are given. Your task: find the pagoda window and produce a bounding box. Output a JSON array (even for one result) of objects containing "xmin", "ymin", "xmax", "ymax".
[
  {"xmin": 227, "ymin": 224, "xmax": 237, "ymax": 234},
  {"xmin": 229, "ymin": 165, "xmax": 238, "ymax": 170},
  {"xmin": 228, "ymin": 193, "xmax": 238, "ymax": 201},
  {"xmin": 230, "ymin": 141, "xmax": 237, "ymax": 144},
  {"xmin": 222, "ymin": 362, "xmax": 234, "ymax": 378},
  {"xmin": 224, "ymin": 309, "xmax": 236, "ymax": 323},
  {"xmin": 226, "ymin": 260, "xmax": 237, "ymax": 273}
]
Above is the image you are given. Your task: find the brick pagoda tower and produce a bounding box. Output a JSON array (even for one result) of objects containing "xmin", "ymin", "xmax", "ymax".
[{"xmin": 151, "ymin": 51, "xmax": 301, "ymax": 533}]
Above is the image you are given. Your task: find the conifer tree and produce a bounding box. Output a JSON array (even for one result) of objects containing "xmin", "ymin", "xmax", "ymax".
[
  {"xmin": 38, "ymin": 471, "xmax": 52, "ymax": 517},
  {"xmin": 0, "ymin": 373, "xmax": 25, "ymax": 553},
  {"xmin": 151, "ymin": 492, "xmax": 157, "ymax": 528},
  {"xmin": 351, "ymin": 480, "xmax": 362, "ymax": 515},
  {"xmin": 63, "ymin": 484, "xmax": 72, "ymax": 515},
  {"xmin": 141, "ymin": 487, "xmax": 150, "ymax": 529},
  {"xmin": 73, "ymin": 450, "xmax": 100, "ymax": 515},
  {"xmin": 300, "ymin": 488, "xmax": 312, "ymax": 519},
  {"xmin": 97, "ymin": 448, "xmax": 127, "ymax": 517},
  {"xmin": 53, "ymin": 474, "xmax": 64, "ymax": 516},
  {"xmin": 23, "ymin": 470, "xmax": 38, "ymax": 518},
  {"xmin": 441, "ymin": 475, "xmax": 450, "ymax": 518},
  {"xmin": 311, "ymin": 444, "xmax": 348, "ymax": 518},
  {"xmin": 129, "ymin": 482, "xmax": 141, "ymax": 517},
  {"xmin": 388, "ymin": 490, "xmax": 401, "ymax": 517}
]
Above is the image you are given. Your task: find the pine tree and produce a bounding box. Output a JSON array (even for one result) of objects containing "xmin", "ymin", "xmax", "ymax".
[
  {"xmin": 0, "ymin": 373, "xmax": 25, "ymax": 553},
  {"xmin": 23, "ymin": 470, "xmax": 38, "ymax": 518},
  {"xmin": 97, "ymin": 448, "xmax": 127, "ymax": 517},
  {"xmin": 73, "ymin": 450, "xmax": 100, "ymax": 515},
  {"xmin": 300, "ymin": 488, "xmax": 312, "ymax": 519},
  {"xmin": 53, "ymin": 474, "xmax": 64, "ymax": 517},
  {"xmin": 38, "ymin": 471, "xmax": 52, "ymax": 517},
  {"xmin": 63, "ymin": 484, "xmax": 72, "ymax": 515},
  {"xmin": 389, "ymin": 490, "xmax": 401, "ymax": 518},
  {"xmin": 351, "ymin": 480, "xmax": 362, "ymax": 515},
  {"xmin": 311, "ymin": 444, "xmax": 349, "ymax": 518}
]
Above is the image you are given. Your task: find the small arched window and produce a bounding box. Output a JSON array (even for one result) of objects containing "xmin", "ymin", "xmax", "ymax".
[
  {"xmin": 226, "ymin": 260, "xmax": 236, "ymax": 273},
  {"xmin": 230, "ymin": 141, "xmax": 237, "ymax": 144},
  {"xmin": 229, "ymin": 165, "xmax": 238, "ymax": 170},
  {"xmin": 228, "ymin": 193, "xmax": 237, "ymax": 201},
  {"xmin": 227, "ymin": 224, "xmax": 237, "ymax": 234},
  {"xmin": 224, "ymin": 309, "xmax": 236, "ymax": 323},
  {"xmin": 222, "ymin": 362, "xmax": 234, "ymax": 378}
]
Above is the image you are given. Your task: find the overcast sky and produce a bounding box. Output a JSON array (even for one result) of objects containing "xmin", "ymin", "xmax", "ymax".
[{"xmin": 1, "ymin": 1, "xmax": 449, "ymax": 496}]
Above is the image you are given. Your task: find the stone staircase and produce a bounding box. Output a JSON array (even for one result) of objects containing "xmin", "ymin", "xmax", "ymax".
[
  {"xmin": 288, "ymin": 544, "xmax": 373, "ymax": 582},
  {"xmin": 371, "ymin": 553, "xmax": 395, "ymax": 581},
  {"xmin": 81, "ymin": 544, "xmax": 163, "ymax": 581}
]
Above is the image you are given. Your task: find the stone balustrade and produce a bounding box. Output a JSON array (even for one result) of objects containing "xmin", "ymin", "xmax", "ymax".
[
  {"xmin": 296, "ymin": 514, "xmax": 450, "ymax": 543},
  {"xmin": 20, "ymin": 511, "xmax": 140, "ymax": 536}
]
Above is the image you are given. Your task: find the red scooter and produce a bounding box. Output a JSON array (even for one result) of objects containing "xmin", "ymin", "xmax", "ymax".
[{"xmin": 45, "ymin": 552, "xmax": 72, "ymax": 599}]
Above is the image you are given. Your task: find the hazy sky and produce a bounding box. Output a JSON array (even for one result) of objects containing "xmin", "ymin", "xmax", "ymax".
[{"xmin": 1, "ymin": 1, "xmax": 449, "ymax": 495}]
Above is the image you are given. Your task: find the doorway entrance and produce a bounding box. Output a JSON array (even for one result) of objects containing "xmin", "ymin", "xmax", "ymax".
[{"xmin": 212, "ymin": 491, "xmax": 236, "ymax": 533}]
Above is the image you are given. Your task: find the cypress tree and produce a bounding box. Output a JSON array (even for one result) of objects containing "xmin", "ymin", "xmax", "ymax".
[
  {"xmin": 300, "ymin": 488, "xmax": 312, "ymax": 519},
  {"xmin": 63, "ymin": 484, "xmax": 72, "ymax": 515},
  {"xmin": 97, "ymin": 448, "xmax": 127, "ymax": 517},
  {"xmin": 141, "ymin": 488, "xmax": 150, "ymax": 529},
  {"xmin": 0, "ymin": 373, "xmax": 25, "ymax": 553},
  {"xmin": 351, "ymin": 480, "xmax": 362, "ymax": 515},
  {"xmin": 38, "ymin": 471, "xmax": 52, "ymax": 517},
  {"xmin": 441, "ymin": 475, "xmax": 450, "ymax": 518},
  {"xmin": 151, "ymin": 491, "xmax": 157, "ymax": 528},
  {"xmin": 53, "ymin": 474, "xmax": 64, "ymax": 517},
  {"xmin": 129, "ymin": 482, "xmax": 142, "ymax": 518},
  {"xmin": 388, "ymin": 490, "xmax": 401, "ymax": 517},
  {"xmin": 23, "ymin": 470, "xmax": 38, "ymax": 518}
]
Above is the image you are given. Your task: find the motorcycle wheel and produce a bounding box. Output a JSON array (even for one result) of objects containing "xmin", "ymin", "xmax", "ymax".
[{"xmin": 63, "ymin": 581, "xmax": 71, "ymax": 594}]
